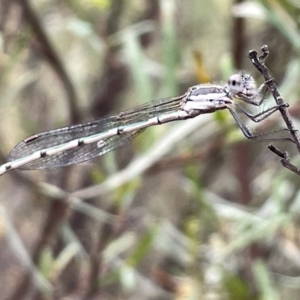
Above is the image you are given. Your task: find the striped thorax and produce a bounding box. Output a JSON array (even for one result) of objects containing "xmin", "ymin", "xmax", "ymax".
[{"xmin": 181, "ymin": 84, "xmax": 234, "ymax": 113}]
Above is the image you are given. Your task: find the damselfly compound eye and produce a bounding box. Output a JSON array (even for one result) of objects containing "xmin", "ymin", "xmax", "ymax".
[{"xmin": 228, "ymin": 74, "xmax": 243, "ymax": 94}]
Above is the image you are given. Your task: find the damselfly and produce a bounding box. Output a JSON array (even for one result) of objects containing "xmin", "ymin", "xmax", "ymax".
[{"xmin": 0, "ymin": 73, "xmax": 285, "ymax": 176}]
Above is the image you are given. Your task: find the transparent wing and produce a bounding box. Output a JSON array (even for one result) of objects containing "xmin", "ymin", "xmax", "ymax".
[{"xmin": 8, "ymin": 95, "xmax": 183, "ymax": 169}]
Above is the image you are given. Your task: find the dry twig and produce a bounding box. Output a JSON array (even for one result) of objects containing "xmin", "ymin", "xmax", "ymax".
[{"xmin": 249, "ymin": 45, "xmax": 300, "ymax": 176}]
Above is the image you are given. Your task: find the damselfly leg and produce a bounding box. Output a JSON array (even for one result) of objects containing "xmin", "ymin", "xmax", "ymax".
[
  {"xmin": 227, "ymin": 103, "xmax": 293, "ymax": 142},
  {"xmin": 235, "ymin": 103, "xmax": 288, "ymax": 123}
]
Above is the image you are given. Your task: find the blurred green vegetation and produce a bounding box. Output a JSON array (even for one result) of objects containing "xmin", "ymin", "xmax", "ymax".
[{"xmin": 0, "ymin": 0, "xmax": 300, "ymax": 299}]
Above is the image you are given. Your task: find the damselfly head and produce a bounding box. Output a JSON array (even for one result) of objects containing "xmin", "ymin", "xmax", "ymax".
[{"xmin": 227, "ymin": 73, "xmax": 257, "ymax": 97}]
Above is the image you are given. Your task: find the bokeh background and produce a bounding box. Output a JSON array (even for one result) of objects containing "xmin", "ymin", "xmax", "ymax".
[{"xmin": 0, "ymin": 0, "xmax": 300, "ymax": 299}]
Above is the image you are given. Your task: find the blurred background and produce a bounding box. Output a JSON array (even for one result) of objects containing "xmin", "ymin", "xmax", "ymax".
[{"xmin": 0, "ymin": 0, "xmax": 300, "ymax": 299}]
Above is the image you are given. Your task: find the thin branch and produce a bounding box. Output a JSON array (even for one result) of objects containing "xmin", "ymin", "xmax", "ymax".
[
  {"xmin": 268, "ymin": 145, "xmax": 300, "ymax": 176},
  {"xmin": 249, "ymin": 45, "xmax": 300, "ymax": 176},
  {"xmin": 248, "ymin": 45, "xmax": 300, "ymax": 152}
]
